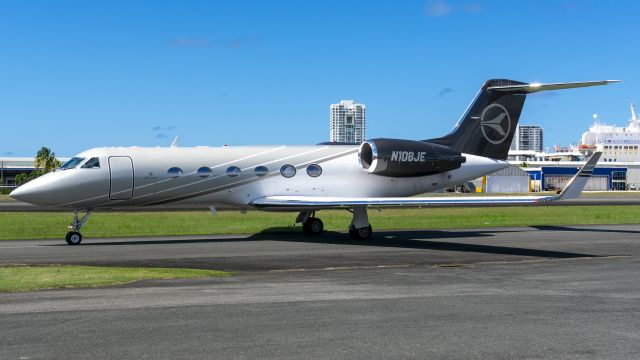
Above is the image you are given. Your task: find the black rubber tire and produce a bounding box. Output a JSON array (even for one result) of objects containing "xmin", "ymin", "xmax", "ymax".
[
  {"xmin": 348, "ymin": 226, "xmax": 358, "ymax": 240},
  {"xmin": 349, "ymin": 225, "xmax": 372, "ymax": 240},
  {"xmin": 303, "ymin": 217, "xmax": 324, "ymax": 236},
  {"xmin": 65, "ymin": 231, "xmax": 82, "ymax": 245}
]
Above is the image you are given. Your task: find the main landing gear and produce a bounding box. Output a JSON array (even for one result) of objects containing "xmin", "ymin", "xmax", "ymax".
[
  {"xmin": 347, "ymin": 206, "xmax": 372, "ymax": 240},
  {"xmin": 297, "ymin": 211, "xmax": 324, "ymax": 236},
  {"xmin": 65, "ymin": 209, "xmax": 92, "ymax": 245},
  {"xmin": 296, "ymin": 206, "xmax": 373, "ymax": 240}
]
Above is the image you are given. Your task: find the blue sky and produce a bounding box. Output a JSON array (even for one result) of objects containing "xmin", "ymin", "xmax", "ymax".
[{"xmin": 1, "ymin": 0, "xmax": 638, "ymax": 156}]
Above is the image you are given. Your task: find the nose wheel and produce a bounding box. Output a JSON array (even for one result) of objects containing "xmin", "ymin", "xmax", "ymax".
[
  {"xmin": 65, "ymin": 231, "xmax": 83, "ymax": 245},
  {"xmin": 65, "ymin": 209, "xmax": 91, "ymax": 245}
]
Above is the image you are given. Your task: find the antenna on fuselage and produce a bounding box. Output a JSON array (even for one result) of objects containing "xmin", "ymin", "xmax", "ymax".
[{"xmin": 170, "ymin": 136, "xmax": 180, "ymax": 148}]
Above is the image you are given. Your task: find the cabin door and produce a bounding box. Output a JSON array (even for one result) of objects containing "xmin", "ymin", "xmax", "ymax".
[{"xmin": 109, "ymin": 156, "xmax": 134, "ymax": 200}]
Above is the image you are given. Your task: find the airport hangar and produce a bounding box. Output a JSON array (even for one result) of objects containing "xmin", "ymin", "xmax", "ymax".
[{"xmin": 480, "ymin": 161, "xmax": 636, "ymax": 193}]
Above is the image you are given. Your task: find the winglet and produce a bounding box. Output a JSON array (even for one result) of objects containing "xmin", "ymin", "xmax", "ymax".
[{"xmin": 557, "ymin": 152, "xmax": 602, "ymax": 200}]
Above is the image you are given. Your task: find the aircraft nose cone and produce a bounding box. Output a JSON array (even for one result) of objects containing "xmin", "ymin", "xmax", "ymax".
[
  {"xmin": 9, "ymin": 187, "xmax": 20, "ymax": 200},
  {"xmin": 10, "ymin": 182, "xmax": 37, "ymax": 203},
  {"xmin": 9, "ymin": 178, "xmax": 56, "ymax": 205}
]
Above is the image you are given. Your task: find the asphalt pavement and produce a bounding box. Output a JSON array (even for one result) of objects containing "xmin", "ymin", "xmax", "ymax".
[{"xmin": 1, "ymin": 225, "xmax": 640, "ymax": 359}]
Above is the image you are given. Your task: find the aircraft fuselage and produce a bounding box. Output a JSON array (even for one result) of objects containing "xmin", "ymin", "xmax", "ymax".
[{"xmin": 13, "ymin": 144, "xmax": 507, "ymax": 209}]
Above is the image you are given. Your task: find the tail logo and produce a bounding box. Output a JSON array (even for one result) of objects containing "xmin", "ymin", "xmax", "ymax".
[{"xmin": 480, "ymin": 104, "xmax": 511, "ymax": 144}]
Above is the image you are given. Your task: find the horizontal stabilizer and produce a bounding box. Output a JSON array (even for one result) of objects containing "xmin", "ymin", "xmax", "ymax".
[
  {"xmin": 487, "ymin": 80, "xmax": 621, "ymax": 93},
  {"xmin": 487, "ymin": 80, "xmax": 622, "ymax": 93}
]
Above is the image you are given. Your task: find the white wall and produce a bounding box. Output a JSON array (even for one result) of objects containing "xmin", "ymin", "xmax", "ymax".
[{"xmin": 485, "ymin": 176, "xmax": 529, "ymax": 193}]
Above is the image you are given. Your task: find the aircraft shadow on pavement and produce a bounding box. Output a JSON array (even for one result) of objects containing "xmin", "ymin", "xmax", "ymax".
[
  {"xmin": 531, "ymin": 225, "xmax": 640, "ymax": 235},
  {"xmin": 275, "ymin": 229, "xmax": 595, "ymax": 259},
  {"xmin": 73, "ymin": 227, "xmax": 501, "ymax": 247},
  {"xmin": 76, "ymin": 228, "xmax": 595, "ymax": 259}
]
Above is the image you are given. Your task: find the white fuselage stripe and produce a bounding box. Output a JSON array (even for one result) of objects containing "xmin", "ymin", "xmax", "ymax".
[{"xmin": 137, "ymin": 147, "xmax": 357, "ymax": 206}]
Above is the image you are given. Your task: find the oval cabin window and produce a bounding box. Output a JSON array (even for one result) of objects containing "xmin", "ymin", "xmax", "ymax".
[
  {"xmin": 254, "ymin": 166, "xmax": 269, "ymax": 177},
  {"xmin": 167, "ymin": 167, "xmax": 183, "ymax": 178},
  {"xmin": 306, "ymin": 164, "xmax": 322, "ymax": 177},
  {"xmin": 226, "ymin": 166, "xmax": 241, "ymax": 177},
  {"xmin": 197, "ymin": 167, "xmax": 212, "ymax": 178},
  {"xmin": 280, "ymin": 164, "xmax": 296, "ymax": 178}
]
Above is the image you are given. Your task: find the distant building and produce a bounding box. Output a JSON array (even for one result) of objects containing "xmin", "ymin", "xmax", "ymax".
[
  {"xmin": 0, "ymin": 157, "xmax": 69, "ymax": 188},
  {"xmin": 329, "ymin": 100, "xmax": 366, "ymax": 143},
  {"xmin": 578, "ymin": 105, "xmax": 640, "ymax": 162},
  {"xmin": 510, "ymin": 124, "xmax": 543, "ymax": 152}
]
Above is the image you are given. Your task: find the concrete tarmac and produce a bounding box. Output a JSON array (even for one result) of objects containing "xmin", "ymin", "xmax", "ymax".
[{"xmin": 1, "ymin": 225, "xmax": 640, "ymax": 359}]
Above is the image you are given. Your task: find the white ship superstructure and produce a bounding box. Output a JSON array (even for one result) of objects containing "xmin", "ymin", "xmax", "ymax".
[{"xmin": 579, "ymin": 104, "xmax": 640, "ymax": 162}]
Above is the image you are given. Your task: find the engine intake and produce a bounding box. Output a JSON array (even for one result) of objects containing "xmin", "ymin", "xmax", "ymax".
[{"xmin": 359, "ymin": 138, "xmax": 466, "ymax": 177}]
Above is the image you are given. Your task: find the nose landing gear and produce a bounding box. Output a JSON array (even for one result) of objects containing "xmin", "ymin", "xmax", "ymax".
[{"xmin": 65, "ymin": 209, "xmax": 92, "ymax": 245}]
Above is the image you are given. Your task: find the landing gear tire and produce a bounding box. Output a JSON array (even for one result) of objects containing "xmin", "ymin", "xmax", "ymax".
[
  {"xmin": 65, "ymin": 231, "xmax": 82, "ymax": 245},
  {"xmin": 349, "ymin": 225, "xmax": 372, "ymax": 240},
  {"xmin": 303, "ymin": 217, "xmax": 324, "ymax": 236},
  {"xmin": 65, "ymin": 209, "xmax": 91, "ymax": 245}
]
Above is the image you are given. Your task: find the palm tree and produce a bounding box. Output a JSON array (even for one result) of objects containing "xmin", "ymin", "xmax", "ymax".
[
  {"xmin": 34, "ymin": 147, "xmax": 61, "ymax": 173},
  {"xmin": 14, "ymin": 173, "xmax": 29, "ymax": 185}
]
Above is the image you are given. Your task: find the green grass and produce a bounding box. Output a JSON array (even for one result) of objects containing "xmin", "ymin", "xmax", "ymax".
[
  {"xmin": 0, "ymin": 265, "xmax": 230, "ymax": 292},
  {"xmin": 0, "ymin": 194, "xmax": 14, "ymax": 201},
  {"xmin": 1, "ymin": 206, "xmax": 640, "ymax": 240}
]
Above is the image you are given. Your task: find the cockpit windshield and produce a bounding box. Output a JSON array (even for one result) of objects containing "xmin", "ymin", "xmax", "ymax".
[
  {"xmin": 81, "ymin": 157, "xmax": 100, "ymax": 169},
  {"xmin": 58, "ymin": 157, "xmax": 85, "ymax": 170}
]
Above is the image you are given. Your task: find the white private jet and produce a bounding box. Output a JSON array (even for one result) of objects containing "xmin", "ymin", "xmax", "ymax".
[{"xmin": 11, "ymin": 79, "xmax": 616, "ymax": 245}]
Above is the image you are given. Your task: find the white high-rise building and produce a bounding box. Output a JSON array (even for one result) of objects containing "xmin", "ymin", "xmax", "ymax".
[
  {"xmin": 330, "ymin": 100, "xmax": 366, "ymax": 143},
  {"xmin": 510, "ymin": 124, "xmax": 543, "ymax": 152}
]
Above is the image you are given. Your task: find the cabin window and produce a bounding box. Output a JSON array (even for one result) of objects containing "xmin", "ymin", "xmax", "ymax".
[
  {"xmin": 197, "ymin": 167, "xmax": 212, "ymax": 178},
  {"xmin": 306, "ymin": 164, "xmax": 322, "ymax": 177},
  {"xmin": 254, "ymin": 166, "xmax": 269, "ymax": 177},
  {"xmin": 59, "ymin": 157, "xmax": 85, "ymax": 170},
  {"xmin": 167, "ymin": 167, "xmax": 183, "ymax": 178},
  {"xmin": 226, "ymin": 166, "xmax": 241, "ymax": 177},
  {"xmin": 280, "ymin": 164, "xmax": 296, "ymax": 178},
  {"xmin": 81, "ymin": 157, "xmax": 100, "ymax": 169}
]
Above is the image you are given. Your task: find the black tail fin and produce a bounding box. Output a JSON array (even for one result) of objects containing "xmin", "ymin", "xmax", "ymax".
[
  {"xmin": 427, "ymin": 78, "xmax": 619, "ymax": 160},
  {"xmin": 427, "ymin": 79, "xmax": 527, "ymax": 160}
]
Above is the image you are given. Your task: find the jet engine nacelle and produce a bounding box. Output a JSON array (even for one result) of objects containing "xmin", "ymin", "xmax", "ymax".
[{"xmin": 359, "ymin": 138, "xmax": 466, "ymax": 177}]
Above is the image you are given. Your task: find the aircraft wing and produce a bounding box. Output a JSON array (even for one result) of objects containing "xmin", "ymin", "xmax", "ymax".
[{"xmin": 251, "ymin": 152, "xmax": 601, "ymax": 209}]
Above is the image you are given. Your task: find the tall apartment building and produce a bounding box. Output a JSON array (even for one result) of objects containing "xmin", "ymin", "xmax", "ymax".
[
  {"xmin": 329, "ymin": 100, "xmax": 366, "ymax": 143},
  {"xmin": 510, "ymin": 124, "xmax": 544, "ymax": 152}
]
